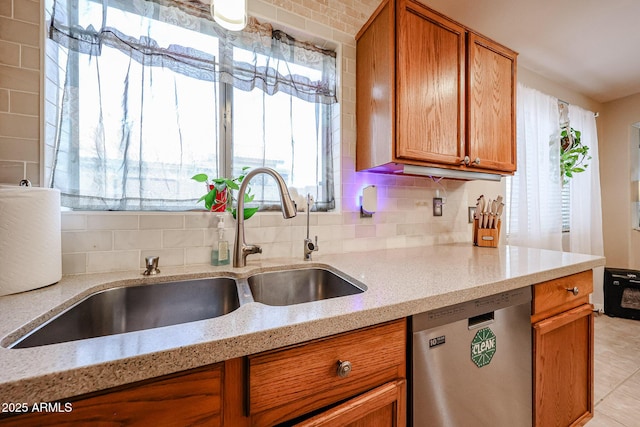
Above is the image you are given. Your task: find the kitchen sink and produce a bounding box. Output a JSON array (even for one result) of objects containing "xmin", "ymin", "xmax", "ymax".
[
  {"xmin": 9, "ymin": 277, "xmax": 240, "ymax": 349},
  {"xmin": 247, "ymin": 268, "xmax": 366, "ymax": 306}
]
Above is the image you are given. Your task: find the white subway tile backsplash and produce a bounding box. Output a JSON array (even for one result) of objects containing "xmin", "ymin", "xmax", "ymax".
[
  {"xmin": 185, "ymin": 212, "xmax": 218, "ymax": 229},
  {"xmin": 87, "ymin": 250, "xmax": 139, "ymax": 273},
  {"xmin": 163, "ymin": 229, "xmax": 204, "ymax": 248},
  {"xmin": 87, "ymin": 214, "xmax": 138, "ymax": 230},
  {"xmin": 140, "ymin": 214, "xmax": 184, "ymax": 230},
  {"xmin": 62, "ymin": 253, "xmax": 86, "ymax": 275},
  {"xmin": 114, "ymin": 230, "xmax": 162, "ymax": 250},
  {"xmin": 355, "ymin": 224, "xmax": 376, "ymax": 238},
  {"xmin": 61, "ymin": 213, "xmax": 86, "ymax": 230},
  {"xmin": 185, "ymin": 246, "xmax": 215, "ymax": 265},
  {"xmin": 62, "ymin": 231, "xmax": 113, "ymax": 252}
]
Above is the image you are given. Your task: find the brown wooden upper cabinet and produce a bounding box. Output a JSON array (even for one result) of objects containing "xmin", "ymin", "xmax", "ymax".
[{"xmin": 356, "ymin": 0, "xmax": 517, "ymax": 176}]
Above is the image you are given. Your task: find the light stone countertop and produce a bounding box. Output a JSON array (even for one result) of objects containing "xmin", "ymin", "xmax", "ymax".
[{"xmin": 0, "ymin": 244, "xmax": 604, "ymax": 404}]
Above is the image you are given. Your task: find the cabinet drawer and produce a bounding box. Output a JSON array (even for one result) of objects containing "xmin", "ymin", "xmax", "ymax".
[
  {"xmin": 247, "ymin": 319, "xmax": 406, "ymax": 426},
  {"xmin": 532, "ymin": 270, "xmax": 593, "ymax": 322}
]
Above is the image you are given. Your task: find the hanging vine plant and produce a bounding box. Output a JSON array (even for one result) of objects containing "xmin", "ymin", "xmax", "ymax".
[{"xmin": 560, "ymin": 127, "xmax": 591, "ymax": 184}]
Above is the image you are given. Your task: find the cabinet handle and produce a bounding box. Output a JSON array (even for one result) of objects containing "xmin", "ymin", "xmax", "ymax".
[
  {"xmin": 336, "ymin": 360, "xmax": 352, "ymax": 378},
  {"xmin": 472, "ymin": 157, "xmax": 481, "ymax": 165},
  {"xmin": 461, "ymin": 156, "xmax": 470, "ymax": 165},
  {"xmin": 566, "ymin": 286, "xmax": 579, "ymax": 296}
]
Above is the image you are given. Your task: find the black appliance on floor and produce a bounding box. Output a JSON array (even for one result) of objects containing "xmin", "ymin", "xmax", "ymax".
[{"xmin": 604, "ymin": 268, "xmax": 640, "ymax": 320}]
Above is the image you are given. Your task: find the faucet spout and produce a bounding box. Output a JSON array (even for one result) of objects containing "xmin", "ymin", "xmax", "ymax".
[{"xmin": 233, "ymin": 167, "xmax": 297, "ymax": 267}]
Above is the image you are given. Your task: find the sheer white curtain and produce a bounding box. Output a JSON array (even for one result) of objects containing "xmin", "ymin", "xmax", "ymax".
[
  {"xmin": 507, "ymin": 84, "xmax": 563, "ymax": 250},
  {"xmin": 47, "ymin": 0, "xmax": 336, "ymax": 210},
  {"xmin": 568, "ymin": 104, "xmax": 605, "ymax": 306}
]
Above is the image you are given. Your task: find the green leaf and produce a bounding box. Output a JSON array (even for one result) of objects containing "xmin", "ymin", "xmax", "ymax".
[
  {"xmin": 231, "ymin": 207, "xmax": 259, "ymax": 220},
  {"xmin": 226, "ymin": 180, "xmax": 239, "ymax": 190},
  {"xmin": 203, "ymin": 189, "xmax": 216, "ymax": 210},
  {"xmin": 191, "ymin": 173, "xmax": 209, "ymax": 182},
  {"xmin": 243, "ymin": 207, "xmax": 259, "ymax": 220}
]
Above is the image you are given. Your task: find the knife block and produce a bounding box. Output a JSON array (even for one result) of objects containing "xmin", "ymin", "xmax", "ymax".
[{"xmin": 473, "ymin": 219, "xmax": 501, "ymax": 248}]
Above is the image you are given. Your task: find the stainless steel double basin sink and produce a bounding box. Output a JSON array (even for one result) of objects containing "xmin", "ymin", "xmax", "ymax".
[{"xmin": 8, "ymin": 268, "xmax": 366, "ymax": 349}]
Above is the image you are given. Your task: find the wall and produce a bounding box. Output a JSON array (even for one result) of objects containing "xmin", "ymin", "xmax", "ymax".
[
  {"xmin": 4, "ymin": 0, "xmax": 613, "ymax": 277},
  {"xmin": 0, "ymin": 0, "xmax": 477, "ymax": 275},
  {"xmin": 0, "ymin": 0, "xmax": 40, "ymax": 185},
  {"xmin": 600, "ymin": 92, "xmax": 640, "ymax": 270}
]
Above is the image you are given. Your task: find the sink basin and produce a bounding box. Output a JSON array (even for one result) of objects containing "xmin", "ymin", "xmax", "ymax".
[
  {"xmin": 9, "ymin": 277, "xmax": 240, "ymax": 348},
  {"xmin": 247, "ymin": 268, "xmax": 366, "ymax": 306}
]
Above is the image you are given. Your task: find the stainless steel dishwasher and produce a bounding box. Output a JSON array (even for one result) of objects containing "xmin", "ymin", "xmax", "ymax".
[{"xmin": 412, "ymin": 287, "xmax": 532, "ymax": 427}]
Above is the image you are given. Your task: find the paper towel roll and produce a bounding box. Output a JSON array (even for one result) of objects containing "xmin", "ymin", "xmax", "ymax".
[{"xmin": 0, "ymin": 187, "xmax": 62, "ymax": 297}]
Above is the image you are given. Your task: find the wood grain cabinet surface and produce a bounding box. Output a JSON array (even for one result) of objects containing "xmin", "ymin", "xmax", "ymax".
[
  {"xmin": 532, "ymin": 271, "xmax": 595, "ymax": 427},
  {"xmin": 0, "ymin": 364, "xmax": 224, "ymax": 426},
  {"xmin": 3, "ymin": 320, "xmax": 407, "ymax": 427},
  {"xmin": 356, "ymin": 0, "xmax": 517, "ymax": 176},
  {"xmin": 244, "ymin": 319, "xmax": 407, "ymax": 427}
]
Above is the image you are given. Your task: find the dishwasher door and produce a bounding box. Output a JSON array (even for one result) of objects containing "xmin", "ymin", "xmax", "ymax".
[{"xmin": 412, "ymin": 287, "xmax": 532, "ymax": 427}]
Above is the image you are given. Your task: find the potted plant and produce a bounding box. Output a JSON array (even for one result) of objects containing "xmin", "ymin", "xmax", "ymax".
[
  {"xmin": 191, "ymin": 167, "xmax": 259, "ymax": 220},
  {"xmin": 560, "ymin": 126, "xmax": 591, "ymax": 184}
]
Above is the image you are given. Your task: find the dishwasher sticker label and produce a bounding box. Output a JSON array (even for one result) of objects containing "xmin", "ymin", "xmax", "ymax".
[
  {"xmin": 429, "ymin": 335, "xmax": 446, "ymax": 348},
  {"xmin": 471, "ymin": 327, "xmax": 496, "ymax": 368}
]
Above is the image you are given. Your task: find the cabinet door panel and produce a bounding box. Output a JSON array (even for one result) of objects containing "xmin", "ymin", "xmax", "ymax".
[
  {"xmin": 294, "ymin": 380, "xmax": 406, "ymax": 427},
  {"xmin": 467, "ymin": 33, "xmax": 517, "ymax": 173},
  {"xmin": 533, "ymin": 304, "xmax": 594, "ymax": 427},
  {"xmin": 1, "ymin": 365, "xmax": 223, "ymax": 427},
  {"xmin": 396, "ymin": 0, "xmax": 465, "ymax": 165}
]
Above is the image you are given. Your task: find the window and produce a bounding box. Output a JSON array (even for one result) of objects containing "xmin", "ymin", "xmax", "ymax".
[{"xmin": 45, "ymin": 0, "xmax": 336, "ymax": 211}]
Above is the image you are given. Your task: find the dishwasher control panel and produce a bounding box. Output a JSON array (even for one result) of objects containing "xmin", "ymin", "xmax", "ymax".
[{"xmin": 413, "ymin": 287, "xmax": 531, "ymax": 330}]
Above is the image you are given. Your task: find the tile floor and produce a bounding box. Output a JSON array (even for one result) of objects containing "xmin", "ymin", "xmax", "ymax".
[{"xmin": 586, "ymin": 314, "xmax": 640, "ymax": 426}]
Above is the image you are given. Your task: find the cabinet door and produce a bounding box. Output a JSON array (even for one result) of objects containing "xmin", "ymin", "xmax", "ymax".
[
  {"xmin": 1, "ymin": 364, "xmax": 223, "ymax": 427},
  {"xmin": 467, "ymin": 32, "xmax": 517, "ymax": 173},
  {"xmin": 396, "ymin": 0, "xmax": 466, "ymax": 166},
  {"xmin": 533, "ymin": 304, "xmax": 594, "ymax": 427},
  {"xmin": 294, "ymin": 380, "xmax": 406, "ymax": 427}
]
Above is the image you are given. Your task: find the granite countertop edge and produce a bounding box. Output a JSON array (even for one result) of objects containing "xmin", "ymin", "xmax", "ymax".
[{"xmin": 0, "ymin": 244, "xmax": 605, "ymax": 404}]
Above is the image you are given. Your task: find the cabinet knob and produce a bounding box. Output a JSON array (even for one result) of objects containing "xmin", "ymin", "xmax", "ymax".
[
  {"xmin": 566, "ymin": 286, "xmax": 579, "ymax": 296},
  {"xmin": 461, "ymin": 156, "xmax": 470, "ymax": 165},
  {"xmin": 472, "ymin": 157, "xmax": 481, "ymax": 165},
  {"xmin": 336, "ymin": 360, "xmax": 352, "ymax": 378}
]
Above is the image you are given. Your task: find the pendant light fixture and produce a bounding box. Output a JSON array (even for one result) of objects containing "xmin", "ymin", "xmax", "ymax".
[{"xmin": 211, "ymin": 0, "xmax": 247, "ymax": 31}]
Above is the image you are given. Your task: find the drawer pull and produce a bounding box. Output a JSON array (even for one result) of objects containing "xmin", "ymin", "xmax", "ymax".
[
  {"xmin": 336, "ymin": 360, "xmax": 352, "ymax": 378},
  {"xmin": 566, "ymin": 286, "xmax": 579, "ymax": 296}
]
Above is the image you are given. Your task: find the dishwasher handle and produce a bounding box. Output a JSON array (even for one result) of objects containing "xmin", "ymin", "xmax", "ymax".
[{"xmin": 468, "ymin": 311, "xmax": 495, "ymax": 330}]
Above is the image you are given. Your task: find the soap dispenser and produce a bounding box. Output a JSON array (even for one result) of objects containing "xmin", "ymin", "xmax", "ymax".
[{"xmin": 212, "ymin": 214, "xmax": 230, "ymax": 266}]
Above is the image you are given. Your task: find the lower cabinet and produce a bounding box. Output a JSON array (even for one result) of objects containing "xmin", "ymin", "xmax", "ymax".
[
  {"xmin": 0, "ymin": 364, "xmax": 224, "ymax": 426},
  {"xmin": 294, "ymin": 379, "xmax": 406, "ymax": 427},
  {"xmin": 532, "ymin": 271, "xmax": 594, "ymax": 427},
  {"xmin": 1, "ymin": 319, "xmax": 407, "ymax": 427}
]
